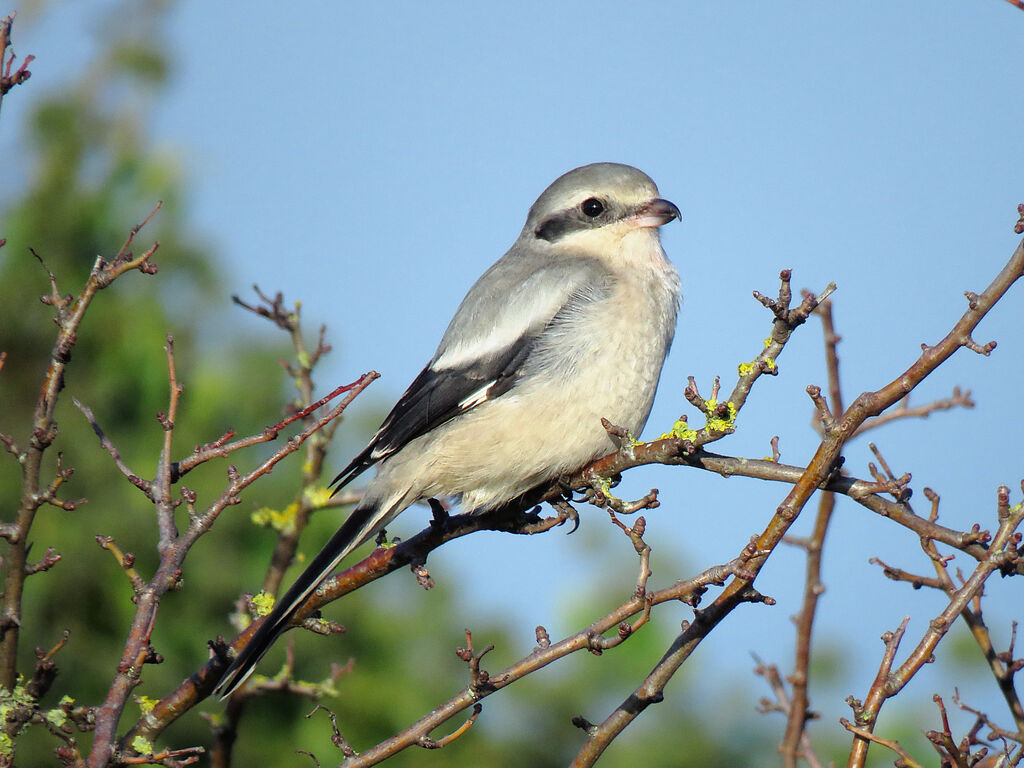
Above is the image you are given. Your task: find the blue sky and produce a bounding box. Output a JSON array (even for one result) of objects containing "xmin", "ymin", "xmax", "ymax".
[{"xmin": 6, "ymin": 0, "xmax": 1024, "ymax": 755}]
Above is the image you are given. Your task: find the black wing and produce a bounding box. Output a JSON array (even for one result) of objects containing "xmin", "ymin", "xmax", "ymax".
[{"xmin": 330, "ymin": 331, "xmax": 536, "ymax": 491}]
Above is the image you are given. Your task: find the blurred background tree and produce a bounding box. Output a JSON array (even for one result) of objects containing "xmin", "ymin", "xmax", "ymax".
[{"xmin": 0, "ymin": 0, "xmax": 294, "ymax": 761}]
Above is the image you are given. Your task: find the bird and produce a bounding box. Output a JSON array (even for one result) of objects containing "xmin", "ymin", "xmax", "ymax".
[{"xmin": 214, "ymin": 162, "xmax": 682, "ymax": 697}]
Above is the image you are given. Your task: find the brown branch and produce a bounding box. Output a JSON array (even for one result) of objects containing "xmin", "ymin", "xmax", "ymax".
[
  {"xmin": 926, "ymin": 693, "xmax": 974, "ymax": 768},
  {"xmin": 111, "ymin": 373, "xmax": 376, "ymax": 762},
  {"xmin": 567, "ymin": 444, "xmax": 997, "ymax": 565},
  {"xmin": 240, "ymin": 290, "xmax": 340, "ymax": 599},
  {"xmin": 73, "ymin": 399, "xmax": 153, "ymax": 497},
  {"xmin": 781, "ymin": 298, "xmax": 844, "ymax": 768},
  {"xmin": 0, "ymin": 12, "xmax": 33, "ymax": 117},
  {"xmin": 954, "ymin": 689, "xmax": 1024, "ymax": 750},
  {"xmin": 845, "ymin": 488, "xmax": 1024, "ymax": 767},
  {"xmin": 84, "ymin": 346, "xmax": 374, "ymax": 766},
  {"xmin": 117, "ymin": 745, "xmax": 204, "ymax": 767},
  {"xmin": 579, "ymin": 271, "xmax": 835, "ymax": 483},
  {"xmin": 304, "ymin": 705, "xmax": 356, "ymax": 759},
  {"xmin": 153, "ymin": 335, "xmax": 184, "ymax": 547},
  {"xmin": 34, "ymin": 452, "xmax": 83, "ymax": 512},
  {"xmin": 95, "ymin": 537, "xmax": 145, "ymax": 595},
  {"xmin": 129, "ymin": 497, "xmax": 753, "ymax": 758},
  {"xmin": 571, "ymin": 236, "xmax": 1024, "ymax": 766},
  {"xmin": 121, "ymin": 253, "xmax": 1022, "ymax": 758},
  {"xmin": 332, "ymin": 551, "xmax": 756, "ymax": 767},
  {"xmin": 1, "ymin": 207, "xmax": 161, "ymax": 691},
  {"xmin": 888, "ymin": 494, "xmax": 1024, "ymax": 746},
  {"xmin": 860, "ymin": 475, "xmax": 1024, "ymax": 745},
  {"xmin": 24, "ymin": 547, "xmax": 61, "ymax": 576},
  {"xmin": 206, "ymin": 291, "xmax": 345, "ymax": 766},
  {"xmin": 418, "ymin": 704, "xmax": 482, "ymax": 750},
  {"xmin": 855, "ymin": 387, "xmax": 974, "ymax": 434},
  {"xmin": 840, "ymin": 717, "xmax": 924, "ymax": 768},
  {"xmin": 0, "ymin": 642, "xmax": 96, "ymax": 768},
  {"xmin": 869, "ymin": 556, "xmax": 946, "ymax": 590},
  {"xmin": 568, "ymin": 582, "xmax": 774, "ymax": 767},
  {"xmin": 754, "ymin": 657, "xmax": 825, "ymax": 768},
  {"xmin": 963, "ymin": 612, "xmax": 1024, "ymax": 739},
  {"xmin": 178, "ymin": 373, "xmax": 378, "ymax": 547},
  {"xmin": 884, "ymin": 482, "xmax": 1024, "ymax": 738},
  {"xmin": 170, "ymin": 375, "xmax": 365, "ymax": 481}
]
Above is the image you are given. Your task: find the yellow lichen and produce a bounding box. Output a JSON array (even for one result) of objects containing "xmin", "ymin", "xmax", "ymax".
[
  {"xmin": 704, "ymin": 400, "xmax": 738, "ymax": 433},
  {"xmin": 304, "ymin": 486, "xmax": 334, "ymax": 508},
  {"xmin": 595, "ymin": 477, "xmax": 623, "ymax": 505},
  {"xmin": 658, "ymin": 418, "xmax": 698, "ymax": 442},
  {"xmin": 0, "ymin": 681, "xmax": 34, "ymax": 717},
  {"xmin": 251, "ymin": 591, "xmax": 276, "ymax": 616},
  {"xmin": 136, "ymin": 695, "xmax": 158, "ymax": 715},
  {"xmin": 251, "ymin": 502, "xmax": 299, "ymax": 533},
  {"xmin": 45, "ymin": 708, "xmax": 68, "ymax": 728}
]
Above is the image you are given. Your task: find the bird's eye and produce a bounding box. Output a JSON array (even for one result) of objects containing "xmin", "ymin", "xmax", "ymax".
[{"xmin": 581, "ymin": 197, "xmax": 604, "ymax": 217}]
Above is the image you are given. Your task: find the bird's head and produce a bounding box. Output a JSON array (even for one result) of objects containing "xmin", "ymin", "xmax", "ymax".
[{"xmin": 522, "ymin": 162, "xmax": 681, "ymax": 253}]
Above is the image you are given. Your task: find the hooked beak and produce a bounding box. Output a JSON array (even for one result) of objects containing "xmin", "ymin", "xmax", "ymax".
[{"xmin": 631, "ymin": 198, "xmax": 682, "ymax": 229}]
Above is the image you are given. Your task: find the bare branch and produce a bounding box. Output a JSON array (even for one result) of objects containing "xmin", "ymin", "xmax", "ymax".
[
  {"xmin": 840, "ymin": 717, "xmax": 924, "ymax": 768},
  {"xmin": 328, "ymin": 551, "xmax": 756, "ymax": 767},
  {"xmin": 571, "ymin": 237, "xmax": 1024, "ymax": 766},
  {"xmin": 856, "ymin": 387, "xmax": 974, "ymax": 434},
  {"xmin": 2, "ymin": 206, "xmax": 161, "ymax": 691},
  {"xmin": 0, "ymin": 13, "xmax": 34, "ymax": 116},
  {"xmin": 846, "ymin": 490, "xmax": 1024, "ymax": 767},
  {"xmin": 754, "ymin": 657, "xmax": 825, "ymax": 768},
  {"xmin": 73, "ymin": 398, "xmax": 153, "ymax": 497},
  {"xmin": 781, "ymin": 296, "xmax": 844, "ymax": 767}
]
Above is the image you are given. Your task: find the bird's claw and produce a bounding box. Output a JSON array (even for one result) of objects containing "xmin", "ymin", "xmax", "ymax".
[{"xmin": 552, "ymin": 500, "xmax": 580, "ymax": 534}]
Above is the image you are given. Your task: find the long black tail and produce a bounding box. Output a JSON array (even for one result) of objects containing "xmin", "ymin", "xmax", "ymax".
[{"xmin": 214, "ymin": 504, "xmax": 382, "ymax": 697}]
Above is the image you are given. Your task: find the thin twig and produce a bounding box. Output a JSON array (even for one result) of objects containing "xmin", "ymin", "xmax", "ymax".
[
  {"xmin": 781, "ymin": 298, "xmax": 843, "ymax": 768},
  {"xmin": 572, "ymin": 237, "xmax": 1024, "ymax": 767},
  {"xmin": 2, "ymin": 207, "xmax": 161, "ymax": 692}
]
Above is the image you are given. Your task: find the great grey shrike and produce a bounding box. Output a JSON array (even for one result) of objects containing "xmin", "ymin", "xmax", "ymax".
[{"xmin": 215, "ymin": 162, "xmax": 682, "ymax": 696}]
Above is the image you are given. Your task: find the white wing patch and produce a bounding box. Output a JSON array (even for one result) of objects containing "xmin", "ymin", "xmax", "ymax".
[
  {"xmin": 434, "ymin": 327, "xmax": 528, "ymax": 371},
  {"xmin": 457, "ymin": 381, "xmax": 496, "ymax": 410}
]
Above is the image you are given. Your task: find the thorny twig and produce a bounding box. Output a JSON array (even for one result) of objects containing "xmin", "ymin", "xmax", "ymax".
[
  {"xmin": 845, "ymin": 486, "xmax": 1024, "ymax": 768},
  {"xmin": 780, "ymin": 297, "xmax": 843, "ymax": 768},
  {"xmin": 571, "ymin": 235, "xmax": 1024, "ymax": 766},
  {"xmin": 0, "ymin": 13, "xmax": 33, "ymax": 116},
  {"xmin": 329, "ymin": 528, "xmax": 755, "ymax": 767},
  {"xmin": 76, "ymin": 312, "xmax": 376, "ymax": 768},
  {"xmin": 2, "ymin": 205, "xmax": 162, "ymax": 697},
  {"xmin": 106, "ymin": 367, "xmax": 376, "ymax": 766},
  {"xmin": 753, "ymin": 657, "xmax": 825, "ymax": 768}
]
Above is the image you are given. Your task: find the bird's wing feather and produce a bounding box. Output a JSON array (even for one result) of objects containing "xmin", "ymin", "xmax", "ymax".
[{"xmin": 331, "ymin": 256, "xmax": 610, "ymax": 490}]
